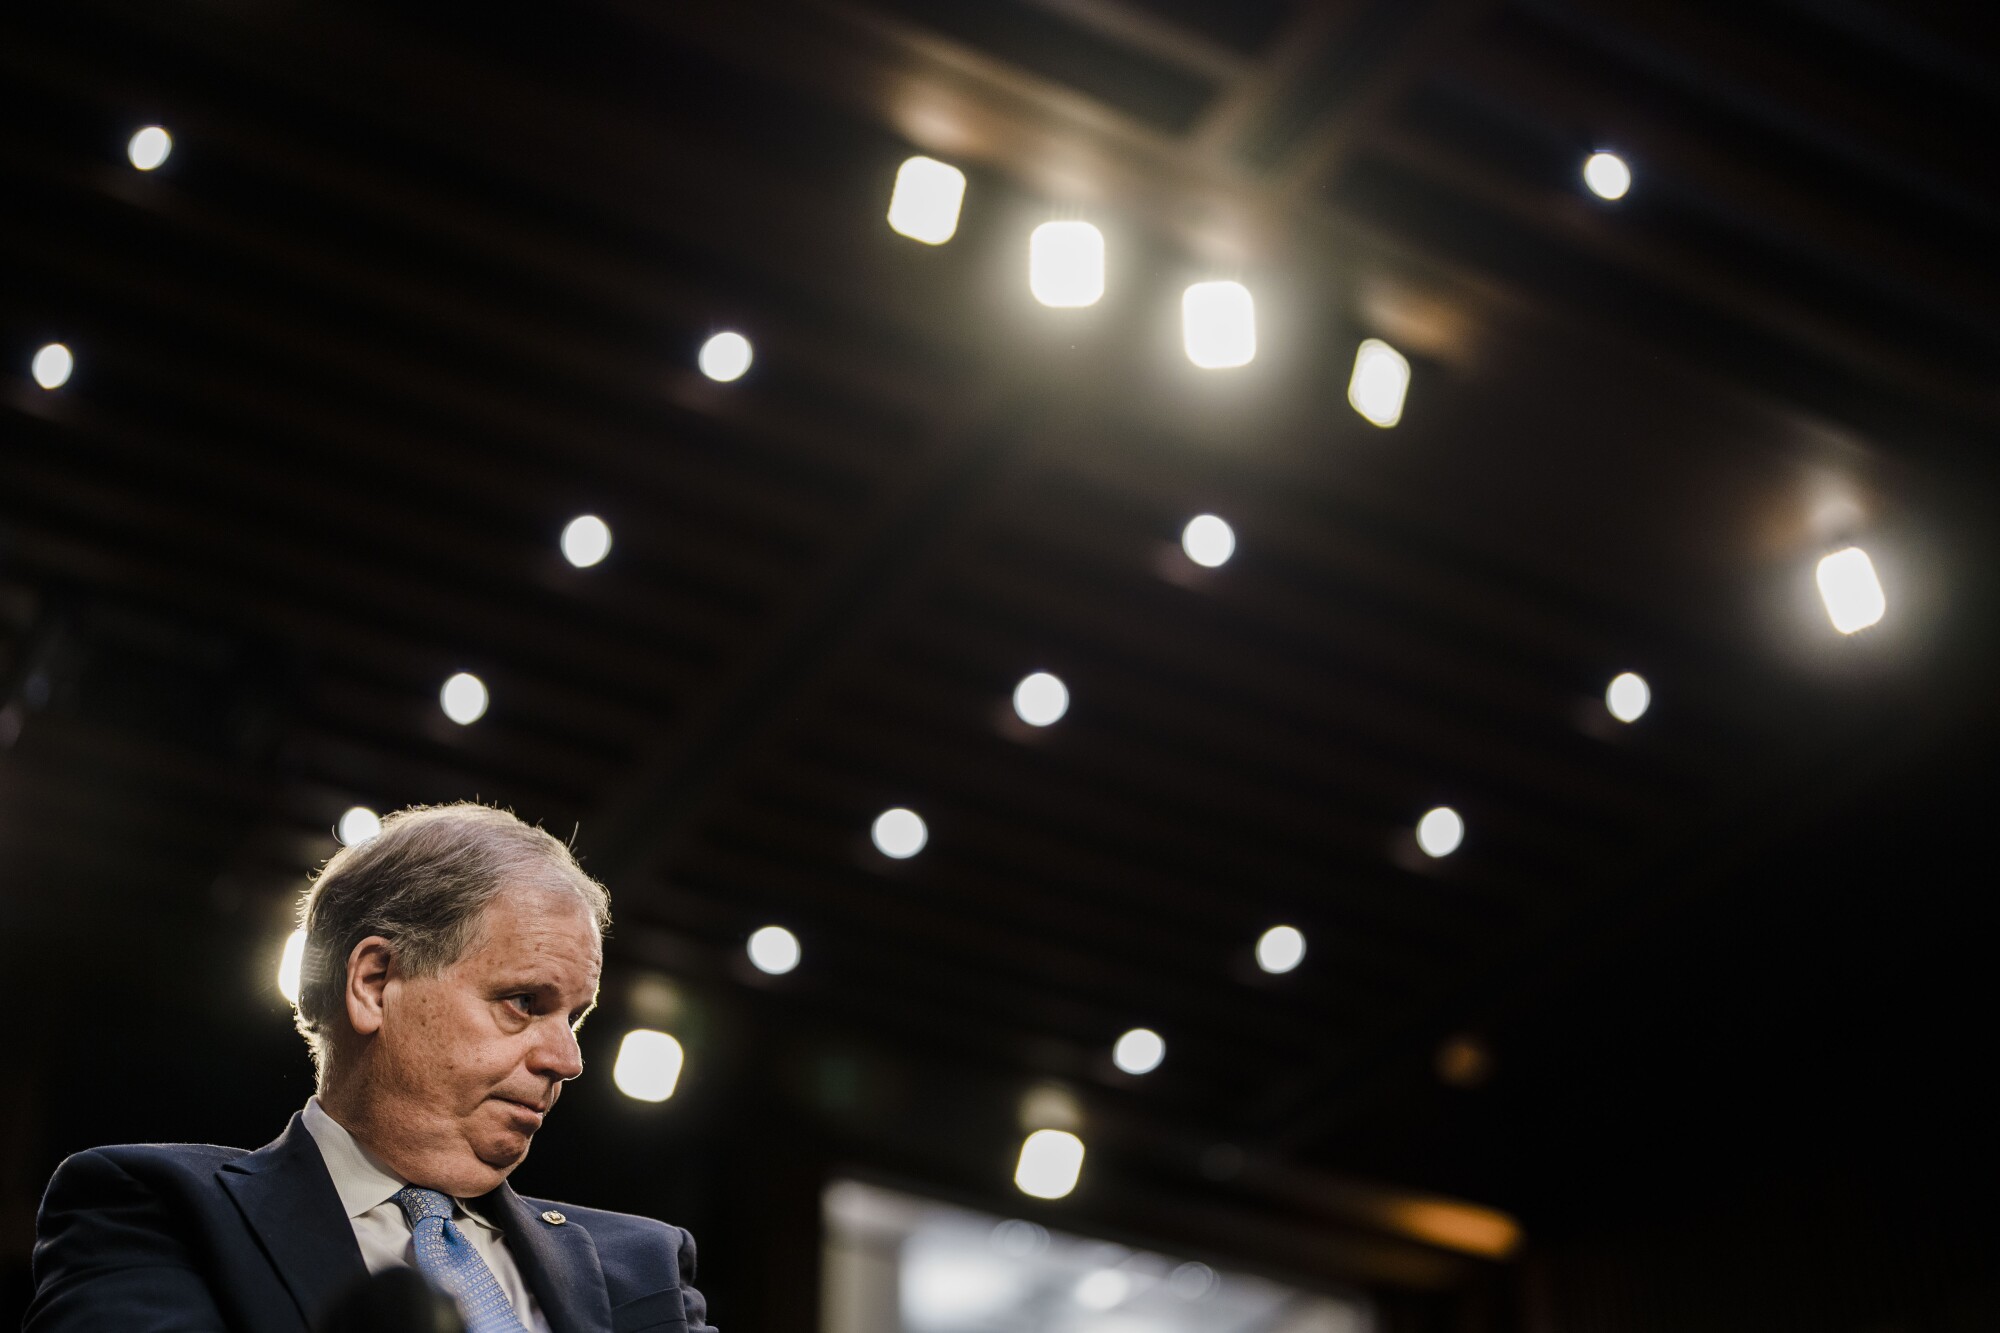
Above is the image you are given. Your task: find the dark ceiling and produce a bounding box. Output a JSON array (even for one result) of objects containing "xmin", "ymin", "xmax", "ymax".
[{"xmin": 3, "ymin": 0, "xmax": 1996, "ymax": 1314}]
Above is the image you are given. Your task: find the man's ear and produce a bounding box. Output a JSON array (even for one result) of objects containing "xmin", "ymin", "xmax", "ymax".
[{"xmin": 344, "ymin": 936, "xmax": 396, "ymax": 1038}]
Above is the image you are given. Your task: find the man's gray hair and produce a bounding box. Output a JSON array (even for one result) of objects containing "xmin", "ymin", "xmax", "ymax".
[{"xmin": 293, "ymin": 802, "xmax": 610, "ymax": 1078}]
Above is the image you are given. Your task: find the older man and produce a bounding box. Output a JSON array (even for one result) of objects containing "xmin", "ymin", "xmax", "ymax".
[{"xmin": 26, "ymin": 803, "xmax": 714, "ymax": 1333}]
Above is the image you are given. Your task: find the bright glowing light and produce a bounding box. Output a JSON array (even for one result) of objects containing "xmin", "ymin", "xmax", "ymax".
[
  {"xmin": 1583, "ymin": 151, "xmax": 1632, "ymax": 200},
  {"xmin": 1816, "ymin": 547, "xmax": 1886, "ymax": 634},
  {"xmin": 1606, "ymin": 672, "xmax": 1650, "ymax": 723},
  {"xmin": 871, "ymin": 807, "xmax": 928, "ymax": 859},
  {"xmin": 747, "ymin": 924, "xmax": 801, "ymax": 975},
  {"xmin": 127, "ymin": 125, "xmax": 172, "ymax": 170},
  {"xmin": 1029, "ymin": 221, "xmax": 1105, "ymax": 308},
  {"xmin": 1348, "ymin": 338, "xmax": 1410, "ymax": 427},
  {"xmin": 1417, "ymin": 806, "xmax": 1464, "ymax": 858},
  {"xmin": 277, "ymin": 929, "xmax": 306, "ymax": 1004},
  {"xmin": 31, "ymin": 343, "xmax": 73, "ymax": 390},
  {"xmin": 1181, "ymin": 513, "xmax": 1235, "ymax": 568},
  {"xmin": 1255, "ymin": 925, "xmax": 1305, "ymax": 974},
  {"xmin": 1182, "ymin": 280, "xmax": 1256, "ymax": 369},
  {"xmin": 440, "ymin": 672, "xmax": 489, "ymax": 725},
  {"xmin": 1012, "ymin": 671, "xmax": 1069, "ymax": 727},
  {"xmin": 560, "ymin": 514, "xmax": 612, "ymax": 568},
  {"xmin": 1074, "ymin": 1269, "xmax": 1131, "ymax": 1310},
  {"xmin": 336, "ymin": 805, "xmax": 382, "ymax": 846},
  {"xmin": 1014, "ymin": 1128, "xmax": 1084, "ymax": 1199},
  {"xmin": 902, "ymin": 1253, "xmax": 1020, "ymax": 1325},
  {"xmin": 613, "ymin": 1028, "xmax": 684, "ymax": 1102},
  {"xmin": 698, "ymin": 331, "xmax": 753, "ymax": 382},
  {"xmin": 1111, "ymin": 1027, "xmax": 1165, "ymax": 1075},
  {"xmin": 887, "ymin": 155, "xmax": 967, "ymax": 245}
]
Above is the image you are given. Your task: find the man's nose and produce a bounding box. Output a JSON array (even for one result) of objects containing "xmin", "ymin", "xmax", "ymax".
[{"xmin": 530, "ymin": 1019, "xmax": 585, "ymax": 1081}]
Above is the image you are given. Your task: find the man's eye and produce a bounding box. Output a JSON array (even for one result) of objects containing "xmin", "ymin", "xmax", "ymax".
[{"xmin": 507, "ymin": 995, "xmax": 536, "ymax": 1013}]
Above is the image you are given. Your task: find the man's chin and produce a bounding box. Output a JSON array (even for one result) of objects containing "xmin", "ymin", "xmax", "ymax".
[{"xmin": 472, "ymin": 1128, "xmax": 534, "ymax": 1176}]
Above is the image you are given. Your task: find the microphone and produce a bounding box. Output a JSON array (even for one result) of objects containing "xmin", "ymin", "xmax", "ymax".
[{"xmin": 319, "ymin": 1269, "xmax": 467, "ymax": 1333}]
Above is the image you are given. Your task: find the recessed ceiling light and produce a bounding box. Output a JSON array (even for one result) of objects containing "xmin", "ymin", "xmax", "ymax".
[
  {"xmin": 1816, "ymin": 546, "xmax": 1886, "ymax": 633},
  {"xmin": 1014, "ymin": 1128, "xmax": 1085, "ymax": 1198},
  {"xmin": 1347, "ymin": 338, "xmax": 1410, "ymax": 427},
  {"xmin": 746, "ymin": 925, "xmax": 801, "ymax": 975},
  {"xmin": 698, "ymin": 331, "xmax": 753, "ymax": 383},
  {"xmin": 1605, "ymin": 672, "xmax": 1650, "ymax": 723},
  {"xmin": 31, "ymin": 343, "xmax": 74, "ymax": 389},
  {"xmin": 1029, "ymin": 221, "xmax": 1105, "ymax": 308},
  {"xmin": 887, "ymin": 155, "xmax": 967, "ymax": 244},
  {"xmin": 1255, "ymin": 925, "xmax": 1305, "ymax": 974},
  {"xmin": 1182, "ymin": 281, "xmax": 1256, "ymax": 369},
  {"xmin": 127, "ymin": 125, "xmax": 172, "ymax": 170},
  {"xmin": 561, "ymin": 514, "xmax": 612, "ymax": 568},
  {"xmin": 612, "ymin": 1028, "xmax": 684, "ymax": 1102},
  {"xmin": 871, "ymin": 807, "xmax": 927, "ymax": 859},
  {"xmin": 1583, "ymin": 151, "xmax": 1632, "ymax": 200},
  {"xmin": 1111, "ymin": 1027, "xmax": 1165, "ymax": 1075},
  {"xmin": 440, "ymin": 672, "xmax": 489, "ymax": 725},
  {"xmin": 336, "ymin": 806, "xmax": 382, "ymax": 846},
  {"xmin": 1012, "ymin": 671, "xmax": 1069, "ymax": 727},
  {"xmin": 1416, "ymin": 806, "xmax": 1464, "ymax": 858},
  {"xmin": 1180, "ymin": 514, "xmax": 1235, "ymax": 568}
]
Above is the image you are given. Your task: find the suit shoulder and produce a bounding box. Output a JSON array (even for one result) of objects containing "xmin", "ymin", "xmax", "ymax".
[
  {"xmin": 517, "ymin": 1195, "xmax": 687, "ymax": 1241},
  {"xmin": 56, "ymin": 1142, "xmax": 247, "ymax": 1181}
]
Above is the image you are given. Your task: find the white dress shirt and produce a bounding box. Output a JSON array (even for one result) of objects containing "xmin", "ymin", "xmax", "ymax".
[{"xmin": 300, "ymin": 1097, "xmax": 552, "ymax": 1333}]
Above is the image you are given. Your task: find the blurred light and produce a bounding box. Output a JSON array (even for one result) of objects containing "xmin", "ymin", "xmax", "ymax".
[
  {"xmin": 1019, "ymin": 1083, "xmax": 1082, "ymax": 1133},
  {"xmin": 1181, "ymin": 514, "xmax": 1235, "ymax": 568},
  {"xmin": 887, "ymin": 155, "xmax": 966, "ymax": 245},
  {"xmin": 1255, "ymin": 924, "xmax": 1305, "ymax": 974},
  {"xmin": 1605, "ymin": 671, "xmax": 1650, "ymax": 723},
  {"xmin": 989, "ymin": 1219, "xmax": 1048, "ymax": 1258},
  {"xmin": 277, "ymin": 929, "xmax": 306, "ymax": 1004},
  {"xmin": 1384, "ymin": 1198, "xmax": 1522, "ymax": 1259},
  {"xmin": 1111, "ymin": 1027, "xmax": 1165, "ymax": 1075},
  {"xmin": 1029, "ymin": 221, "xmax": 1105, "ymax": 308},
  {"xmin": 1417, "ymin": 806, "xmax": 1464, "ymax": 858},
  {"xmin": 871, "ymin": 807, "xmax": 927, "ymax": 859},
  {"xmin": 31, "ymin": 343, "xmax": 73, "ymax": 390},
  {"xmin": 1816, "ymin": 546, "xmax": 1886, "ymax": 633},
  {"xmin": 747, "ymin": 924, "xmax": 801, "ymax": 975},
  {"xmin": 698, "ymin": 331, "xmax": 753, "ymax": 382},
  {"xmin": 1012, "ymin": 671, "xmax": 1069, "ymax": 727},
  {"xmin": 1168, "ymin": 1262, "xmax": 1216, "ymax": 1301},
  {"xmin": 336, "ymin": 805, "xmax": 382, "ymax": 846},
  {"xmin": 1074, "ymin": 1269, "xmax": 1130, "ymax": 1310},
  {"xmin": 612, "ymin": 1028, "xmax": 684, "ymax": 1102},
  {"xmin": 1583, "ymin": 151, "xmax": 1632, "ymax": 200},
  {"xmin": 1014, "ymin": 1128, "xmax": 1084, "ymax": 1199},
  {"xmin": 560, "ymin": 514, "xmax": 612, "ymax": 568},
  {"xmin": 127, "ymin": 125, "xmax": 172, "ymax": 170},
  {"xmin": 1436, "ymin": 1034, "xmax": 1493, "ymax": 1088},
  {"xmin": 440, "ymin": 672, "xmax": 489, "ymax": 725},
  {"xmin": 1182, "ymin": 280, "xmax": 1256, "ymax": 369},
  {"xmin": 1347, "ymin": 338, "xmax": 1410, "ymax": 427},
  {"xmin": 902, "ymin": 1253, "xmax": 1019, "ymax": 1326}
]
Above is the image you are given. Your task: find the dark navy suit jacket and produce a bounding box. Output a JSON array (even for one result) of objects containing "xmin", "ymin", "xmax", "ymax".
[{"xmin": 24, "ymin": 1115, "xmax": 715, "ymax": 1333}]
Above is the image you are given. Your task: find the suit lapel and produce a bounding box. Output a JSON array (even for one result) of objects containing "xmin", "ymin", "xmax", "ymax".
[
  {"xmin": 219, "ymin": 1113, "xmax": 369, "ymax": 1331},
  {"xmin": 482, "ymin": 1184, "xmax": 614, "ymax": 1333}
]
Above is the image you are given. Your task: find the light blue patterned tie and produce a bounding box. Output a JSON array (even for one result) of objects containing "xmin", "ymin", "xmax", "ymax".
[{"xmin": 393, "ymin": 1185, "xmax": 529, "ymax": 1333}]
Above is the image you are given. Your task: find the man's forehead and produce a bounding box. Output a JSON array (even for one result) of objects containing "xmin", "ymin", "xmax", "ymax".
[{"xmin": 470, "ymin": 886, "xmax": 603, "ymax": 959}]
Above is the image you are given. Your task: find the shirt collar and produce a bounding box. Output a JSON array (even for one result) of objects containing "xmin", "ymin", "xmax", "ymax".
[{"xmin": 299, "ymin": 1098, "xmax": 505, "ymax": 1237}]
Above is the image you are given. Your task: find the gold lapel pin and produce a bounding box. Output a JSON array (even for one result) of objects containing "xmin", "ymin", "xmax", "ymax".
[{"xmin": 541, "ymin": 1210, "xmax": 566, "ymax": 1226}]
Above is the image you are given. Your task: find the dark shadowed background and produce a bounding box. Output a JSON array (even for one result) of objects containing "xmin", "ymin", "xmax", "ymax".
[{"xmin": 3, "ymin": 2, "xmax": 1996, "ymax": 1330}]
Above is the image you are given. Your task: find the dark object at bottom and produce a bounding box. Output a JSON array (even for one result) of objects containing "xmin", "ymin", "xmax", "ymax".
[{"xmin": 319, "ymin": 1269, "xmax": 467, "ymax": 1333}]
